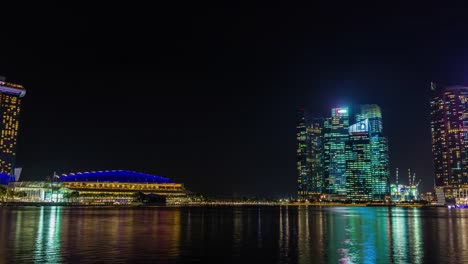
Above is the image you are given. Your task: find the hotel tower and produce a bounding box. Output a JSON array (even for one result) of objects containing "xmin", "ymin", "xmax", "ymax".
[
  {"xmin": 0, "ymin": 77, "xmax": 26, "ymax": 184},
  {"xmin": 430, "ymin": 83, "xmax": 467, "ymax": 204}
]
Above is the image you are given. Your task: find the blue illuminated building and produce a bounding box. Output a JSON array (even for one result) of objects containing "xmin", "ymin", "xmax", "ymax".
[
  {"xmin": 10, "ymin": 170, "xmax": 188, "ymax": 204},
  {"xmin": 57, "ymin": 170, "xmax": 174, "ymax": 184},
  {"xmin": 0, "ymin": 172, "xmax": 10, "ymax": 185}
]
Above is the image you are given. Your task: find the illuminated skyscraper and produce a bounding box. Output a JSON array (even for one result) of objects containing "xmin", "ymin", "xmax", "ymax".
[
  {"xmin": 345, "ymin": 119, "xmax": 372, "ymax": 200},
  {"xmin": 346, "ymin": 105, "xmax": 390, "ymax": 201},
  {"xmin": 298, "ymin": 104, "xmax": 389, "ymax": 201},
  {"xmin": 323, "ymin": 107, "xmax": 349, "ymax": 196},
  {"xmin": 357, "ymin": 104, "xmax": 389, "ymax": 200},
  {"xmin": 309, "ymin": 119, "xmax": 324, "ymax": 195},
  {"xmin": 297, "ymin": 108, "xmax": 311, "ymax": 199},
  {"xmin": 297, "ymin": 109, "xmax": 324, "ymax": 200},
  {"xmin": 0, "ymin": 77, "xmax": 26, "ymax": 185},
  {"xmin": 430, "ymin": 84, "xmax": 467, "ymax": 204}
]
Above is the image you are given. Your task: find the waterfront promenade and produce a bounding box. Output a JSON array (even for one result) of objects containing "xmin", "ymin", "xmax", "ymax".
[{"xmin": 0, "ymin": 200, "xmax": 436, "ymax": 208}]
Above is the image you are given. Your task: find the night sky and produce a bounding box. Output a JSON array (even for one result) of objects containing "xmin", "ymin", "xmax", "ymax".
[{"xmin": 1, "ymin": 3, "xmax": 468, "ymax": 197}]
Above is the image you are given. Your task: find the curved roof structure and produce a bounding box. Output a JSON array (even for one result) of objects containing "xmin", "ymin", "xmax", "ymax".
[
  {"xmin": 0, "ymin": 80, "xmax": 26, "ymax": 97},
  {"xmin": 57, "ymin": 170, "xmax": 174, "ymax": 184}
]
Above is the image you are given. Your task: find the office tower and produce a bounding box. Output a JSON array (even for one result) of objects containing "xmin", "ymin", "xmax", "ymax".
[
  {"xmin": 345, "ymin": 119, "xmax": 372, "ymax": 200},
  {"xmin": 323, "ymin": 107, "xmax": 349, "ymax": 196},
  {"xmin": 356, "ymin": 104, "xmax": 383, "ymax": 133},
  {"xmin": 369, "ymin": 135, "xmax": 390, "ymax": 199},
  {"xmin": 297, "ymin": 108, "xmax": 311, "ymax": 199},
  {"xmin": 298, "ymin": 104, "xmax": 389, "ymax": 201},
  {"xmin": 357, "ymin": 104, "xmax": 390, "ymax": 200},
  {"xmin": 0, "ymin": 78, "xmax": 26, "ymax": 185},
  {"xmin": 430, "ymin": 84, "xmax": 468, "ymax": 204},
  {"xmin": 345, "ymin": 105, "xmax": 390, "ymax": 201},
  {"xmin": 309, "ymin": 119, "xmax": 324, "ymax": 195},
  {"xmin": 297, "ymin": 108, "xmax": 324, "ymax": 200}
]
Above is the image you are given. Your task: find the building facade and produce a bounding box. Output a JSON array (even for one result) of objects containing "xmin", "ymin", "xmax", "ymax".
[
  {"xmin": 323, "ymin": 107, "xmax": 349, "ymax": 196},
  {"xmin": 430, "ymin": 84, "xmax": 468, "ymax": 204},
  {"xmin": 345, "ymin": 119, "xmax": 372, "ymax": 200},
  {"xmin": 356, "ymin": 104, "xmax": 390, "ymax": 200},
  {"xmin": 0, "ymin": 78, "xmax": 26, "ymax": 185},
  {"xmin": 297, "ymin": 104, "xmax": 390, "ymax": 201},
  {"xmin": 297, "ymin": 108, "xmax": 311, "ymax": 199},
  {"xmin": 10, "ymin": 170, "xmax": 188, "ymax": 204},
  {"xmin": 309, "ymin": 119, "xmax": 324, "ymax": 195}
]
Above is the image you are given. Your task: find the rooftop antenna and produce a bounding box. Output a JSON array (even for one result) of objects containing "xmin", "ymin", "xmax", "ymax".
[{"xmin": 413, "ymin": 172, "xmax": 416, "ymax": 187}]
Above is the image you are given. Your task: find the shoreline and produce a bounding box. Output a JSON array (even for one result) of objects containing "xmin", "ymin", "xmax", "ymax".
[{"xmin": 0, "ymin": 201, "xmax": 444, "ymax": 208}]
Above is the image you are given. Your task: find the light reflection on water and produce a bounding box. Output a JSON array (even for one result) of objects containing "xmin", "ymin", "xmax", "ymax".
[
  {"xmin": 0, "ymin": 206, "xmax": 467, "ymax": 263},
  {"xmin": 34, "ymin": 206, "xmax": 62, "ymax": 263}
]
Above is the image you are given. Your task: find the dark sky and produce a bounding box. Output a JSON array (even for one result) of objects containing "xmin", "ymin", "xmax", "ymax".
[{"xmin": 1, "ymin": 3, "xmax": 468, "ymax": 197}]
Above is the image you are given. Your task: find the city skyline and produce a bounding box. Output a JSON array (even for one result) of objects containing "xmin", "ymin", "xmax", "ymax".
[
  {"xmin": 297, "ymin": 104, "xmax": 390, "ymax": 201},
  {"xmin": 1, "ymin": 3, "xmax": 468, "ymax": 264},
  {"xmin": 1, "ymin": 3, "xmax": 468, "ymax": 196}
]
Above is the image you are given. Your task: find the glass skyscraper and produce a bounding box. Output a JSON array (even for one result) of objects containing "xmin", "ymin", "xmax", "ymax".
[
  {"xmin": 297, "ymin": 109, "xmax": 324, "ymax": 200},
  {"xmin": 297, "ymin": 104, "xmax": 390, "ymax": 201},
  {"xmin": 0, "ymin": 78, "xmax": 26, "ymax": 185},
  {"xmin": 297, "ymin": 108, "xmax": 311, "ymax": 199},
  {"xmin": 346, "ymin": 105, "xmax": 390, "ymax": 201},
  {"xmin": 345, "ymin": 118, "xmax": 372, "ymax": 200},
  {"xmin": 430, "ymin": 84, "xmax": 467, "ymax": 204},
  {"xmin": 323, "ymin": 107, "xmax": 349, "ymax": 196},
  {"xmin": 309, "ymin": 119, "xmax": 324, "ymax": 195}
]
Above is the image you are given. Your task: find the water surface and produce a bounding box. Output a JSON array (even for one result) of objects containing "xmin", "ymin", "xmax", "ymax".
[{"xmin": 0, "ymin": 206, "xmax": 465, "ymax": 263}]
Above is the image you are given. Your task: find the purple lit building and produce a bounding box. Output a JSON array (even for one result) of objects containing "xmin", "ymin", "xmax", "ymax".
[
  {"xmin": 0, "ymin": 77, "xmax": 26, "ymax": 185},
  {"xmin": 430, "ymin": 84, "xmax": 468, "ymax": 204}
]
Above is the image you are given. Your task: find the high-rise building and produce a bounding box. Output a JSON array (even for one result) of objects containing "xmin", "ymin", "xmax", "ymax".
[
  {"xmin": 298, "ymin": 104, "xmax": 390, "ymax": 201},
  {"xmin": 345, "ymin": 105, "xmax": 390, "ymax": 201},
  {"xmin": 345, "ymin": 119, "xmax": 372, "ymax": 200},
  {"xmin": 0, "ymin": 78, "xmax": 26, "ymax": 185},
  {"xmin": 323, "ymin": 107, "xmax": 349, "ymax": 196},
  {"xmin": 309, "ymin": 119, "xmax": 324, "ymax": 195},
  {"xmin": 430, "ymin": 84, "xmax": 468, "ymax": 204},
  {"xmin": 297, "ymin": 108, "xmax": 311, "ymax": 199},
  {"xmin": 369, "ymin": 135, "xmax": 390, "ymax": 199},
  {"xmin": 356, "ymin": 104, "xmax": 390, "ymax": 200},
  {"xmin": 297, "ymin": 109, "xmax": 324, "ymax": 200}
]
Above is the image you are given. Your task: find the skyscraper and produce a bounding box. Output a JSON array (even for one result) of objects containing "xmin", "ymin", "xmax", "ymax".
[
  {"xmin": 0, "ymin": 77, "xmax": 26, "ymax": 185},
  {"xmin": 323, "ymin": 107, "xmax": 349, "ymax": 196},
  {"xmin": 430, "ymin": 84, "xmax": 468, "ymax": 204},
  {"xmin": 297, "ymin": 108, "xmax": 311, "ymax": 199},
  {"xmin": 345, "ymin": 118, "xmax": 372, "ymax": 200},
  {"xmin": 297, "ymin": 109, "xmax": 324, "ymax": 200},
  {"xmin": 357, "ymin": 104, "xmax": 389, "ymax": 200},
  {"xmin": 346, "ymin": 105, "xmax": 390, "ymax": 201},
  {"xmin": 309, "ymin": 119, "xmax": 324, "ymax": 195},
  {"xmin": 298, "ymin": 104, "xmax": 390, "ymax": 201}
]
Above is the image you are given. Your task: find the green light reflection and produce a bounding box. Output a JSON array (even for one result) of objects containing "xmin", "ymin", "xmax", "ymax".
[{"xmin": 34, "ymin": 206, "xmax": 62, "ymax": 263}]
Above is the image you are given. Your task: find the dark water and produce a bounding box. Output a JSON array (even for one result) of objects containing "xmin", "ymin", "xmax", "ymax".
[{"xmin": 0, "ymin": 206, "xmax": 466, "ymax": 263}]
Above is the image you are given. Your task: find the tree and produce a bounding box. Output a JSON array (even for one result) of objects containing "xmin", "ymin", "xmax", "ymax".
[
  {"xmin": 6, "ymin": 188, "xmax": 15, "ymax": 201},
  {"xmin": 70, "ymin": 191, "xmax": 80, "ymax": 203},
  {"xmin": 0, "ymin": 186, "xmax": 7, "ymax": 203}
]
